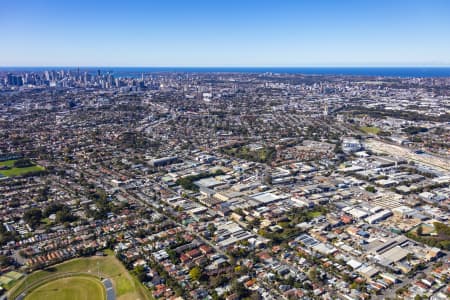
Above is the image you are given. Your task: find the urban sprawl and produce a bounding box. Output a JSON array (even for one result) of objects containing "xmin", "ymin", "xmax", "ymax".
[{"xmin": 0, "ymin": 69, "xmax": 449, "ymax": 300}]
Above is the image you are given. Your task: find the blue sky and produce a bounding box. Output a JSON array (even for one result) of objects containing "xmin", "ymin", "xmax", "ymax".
[{"xmin": 1, "ymin": 0, "xmax": 449, "ymax": 66}]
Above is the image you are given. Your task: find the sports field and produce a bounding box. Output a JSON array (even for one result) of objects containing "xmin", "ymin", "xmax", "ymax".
[
  {"xmin": 9, "ymin": 251, "xmax": 152, "ymax": 300},
  {"xmin": 24, "ymin": 276, "xmax": 105, "ymax": 300},
  {"xmin": 306, "ymin": 211, "xmax": 323, "ymax": 218},
  {"xmin": 416, "ymin": 223, "xmax": 436, "ymax": 235},
  {"xmin": 360, "ymin": 126, "xmax": 380, "ymax": 135},
  {"xmin": 0, "ymin": 160, "xmax": 45, "ymax": 177}
]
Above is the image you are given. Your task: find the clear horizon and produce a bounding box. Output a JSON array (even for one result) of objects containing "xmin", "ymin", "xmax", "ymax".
[
  {"xmin": 2, "ymin": 65, "xmax": 450, "ymax": 68},
  {"xmin": 1, "ymin": 0, "xmax": 450, "ymax": 66}
]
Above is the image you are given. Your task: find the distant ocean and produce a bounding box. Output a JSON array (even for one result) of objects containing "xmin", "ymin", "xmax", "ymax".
[{"xmin": 1, "ymin": 67, "xmax": 450, "ymax": 78}]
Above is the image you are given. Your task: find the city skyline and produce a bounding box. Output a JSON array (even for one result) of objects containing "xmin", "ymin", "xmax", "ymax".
[{"xmin": 1, "ymin": 0, "xmax": 450, "ymax": 67}]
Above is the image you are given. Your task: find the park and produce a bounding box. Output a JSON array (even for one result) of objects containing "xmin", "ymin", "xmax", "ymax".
[
  {"xmin": 8, "ymin": 251, "xmax": 152, "ymax": 300},
  {"xmin": 0, "ymin": 159, "xmax": 45, "ymax": 178}
]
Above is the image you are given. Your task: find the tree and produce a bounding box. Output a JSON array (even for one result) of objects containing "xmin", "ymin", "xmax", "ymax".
[
  {"xmin": 167, "ymin": 249, "xmax": 179, "ymax": 264},
  {"xmin": 43, "ymin": 203, "xmax": 64, "ymax": 217},
  {"xmin": 36, "ymin": 186, "xmax": 50, "ymax": 202},
  {"xmin": 308, "ymin": 267, "xmax": 319, "ymax": 282},
  {"xmin": 0, "ymin": 227, "xmax": 16, "ymax": 245},
  {"xmin": 249, "ymin": 218, "xmax": 261, "ymax": 228},
  {"xmin": 207, "ymin": 223, "xmax": 216, "ymax": 234},
  {"xmin": 55, "ymin": 207, "xmax": 77, "ymax": 223},
  {"xmin": 416, "ymin": 225, "xmax": 423, "ymax": 236},
  {"xmin": 133, "ymin": 265, "xmax": 147, "ymax": 282},
  {"xmin": 230, "ymin": 280, "xmax": 250, "ymax": 298},
  {"xmin": 9, "ymin": 198, "xmax": 20, "ymax": 208},
  {"xmin": 396, "ymin": 286, "xmax": 408, "ymax": 295},
  {"xmin": 365, "ymin": 186, "xmax": 376, "ymax": 193},
  {"xmin": 189, "ymin": 266, "xmax": 201, "ymax": 281},
  {"xmin": 210, "ymin": 275, "xmax": 228, "ymax": 288},
  {"xmin": 14, "ymin": 158, "xmax": 33, "ymax": 168},
  {"xmin": 23, "ymin": 208, "xmax": 42, "ymax": 228},
  {"xmin": 0, "ymin": 255, "xmax": 13, "ymax": 267}
]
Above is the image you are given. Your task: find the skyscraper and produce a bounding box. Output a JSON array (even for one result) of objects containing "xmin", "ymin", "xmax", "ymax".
[{"xmin": 6, "ymin": 73, "xmax": 24, "ymax": 86}]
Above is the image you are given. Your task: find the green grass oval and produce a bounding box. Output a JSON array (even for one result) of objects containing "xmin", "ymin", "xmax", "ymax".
[{"xmin": 24, "ymin": 275, "xmax": 105, "ymax": 300}]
